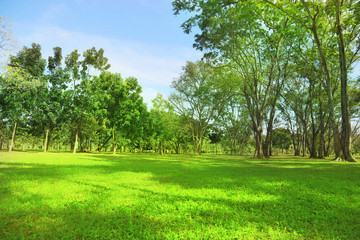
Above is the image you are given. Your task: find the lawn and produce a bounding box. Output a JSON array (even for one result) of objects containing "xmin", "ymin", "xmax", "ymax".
[{"xmin": 0, "ymin": 152, "xmax": 359, "ymax": 239}]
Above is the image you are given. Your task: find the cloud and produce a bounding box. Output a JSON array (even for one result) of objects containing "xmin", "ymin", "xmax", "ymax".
[
  {"xmin": 141, "ymin": 88, "xmax": 161, "ymax": 109},
  {"xmin": 41, "ymin": 3, "xmax": 69, "ymax": 22},
  {"xmin": 19, "ymin": 24, "xmax": 201, "ymax": 105}
]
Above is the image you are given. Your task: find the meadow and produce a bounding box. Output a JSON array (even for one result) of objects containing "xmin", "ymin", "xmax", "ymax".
[{"xmin": 0, "ymin": 152, "xmax": 359, "ymax": 239}]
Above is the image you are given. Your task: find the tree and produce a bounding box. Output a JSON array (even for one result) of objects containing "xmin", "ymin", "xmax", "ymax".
[
  {"xmin": 219, "ymin": 95, "xmax": 252, "ymax": 155},
  {"xmin": 0, "ymin": 17, "xmax": 39, "ymax": 93},
  {"xmin": 173, "ymin": 0, "xmax": 292, "ymax": 158},
  {"xmin": 262, "ymin": 0, "xmax": 358, "ymax": 161},
  {"xmin": 1, "ymin": 43, "xmax": 45, "ymax": 152},
  {"xmin": 32, "ymin": 47, "xmax": 70, "ymax": 152},
  {"xmin": 149, "ymin": 94, "xmax": 172, "ymax": 154},
  {"xmin": 272, "ymin": 128, "xmax": 292, "ymax": 154},
  {"xmin": 169, "ymin": 60, "xmax": 234, "ymax": 154},
  {"xmin": 90, "ymin": 72, "xmax": 145, "ymax": 154},
  {"xmin": 65, "ymin": 47, "xmax": 110, "ymax": 153}
]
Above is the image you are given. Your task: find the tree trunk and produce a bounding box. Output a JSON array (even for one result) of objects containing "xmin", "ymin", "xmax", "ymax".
[
  {"xmin": 325, "ymin": 129, "xmax": 332, "ymax": 157},
  {"xmin": 335, "ymin": 0, "xmax": 356, "ymax": 162},
  {"xmin": 160, "ymin": 140, "xmax": 164, "ymax": 155},
  {"xmin": 198, "ymin": 136, "xmax": 203, "ymax": 155},
  {"xmin": 302, "ymin": 131, "xmax": 306, "ymax": 157},
  {"xmin": 318, "ymin": 130, "xmax": 325, "ymax": 159},
  {"xmin": 254, "ymin": 128, "xmax": 264, "ymax": 159},
  {"xmin": 318, "ymin": 103, "xmax": 325, "ymax": 159},
  {"xmin": 269, "ymin": 129, "xmax": 273, "ymax": 156},
  {"xmin": 309, "ymin": 132, "xmax": 318, "ymax": 158},
  {"xmin": 112, "ymin": 127, "xmax": 117, "ymax": 154},
  {"xmin": 264, "ymin": 105, "xmax": 276, "ymax": 157},
  {"xmin": 44, "ymin": 127, "xmax": 49, "ymax": 153},
  {"xmin": 0, "ymin": 124, "xmax": 6, "ymax": 150},
  {"xmin": 8, "ymin": 121, "xmax": 18, "ymax": 152},
  {"xmin": 309, "ymin": 5, "xmax": 353, "ymax": 161},
  {"xmin": 73, "ymin": 128, "xmax": 79, "ymax": 154},
  {"xmin": 292, "ymin": 129, "xmax": 300, "ymax": 156}
]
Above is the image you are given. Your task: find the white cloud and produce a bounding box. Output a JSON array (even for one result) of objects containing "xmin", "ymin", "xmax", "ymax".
[
  {"xmin": 141, "ymin": 88, "xmax": 161, "ymax": 109},
  {"xmin": 19, "ymin": 24, "xmax": 201, "ymax": 106},
  {"xmin": 41, "ymin": 3, "xmax": 69, "ymax": 22},
  {"xmin": 21, "ymin": 25, "xmax": 201, "ymax": 82}
]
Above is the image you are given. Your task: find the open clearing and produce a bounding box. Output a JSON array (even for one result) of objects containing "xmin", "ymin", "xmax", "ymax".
[{"xmin": 0, "ymin": 152, "xmax": 359, "ymax": 239}]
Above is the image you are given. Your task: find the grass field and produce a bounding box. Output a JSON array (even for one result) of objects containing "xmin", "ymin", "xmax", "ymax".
[{"xmin": 0, "ymin": 152, "xmax": 359, "ymax": 239}]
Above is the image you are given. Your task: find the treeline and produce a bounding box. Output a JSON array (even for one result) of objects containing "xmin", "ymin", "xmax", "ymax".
[
  {"xmin": 1, "ymin": 43, "xmax": 359, "ymax": 158},
  {"xmin": 0, "ymin": 44, "xmax": 251, "ymax": 154}
]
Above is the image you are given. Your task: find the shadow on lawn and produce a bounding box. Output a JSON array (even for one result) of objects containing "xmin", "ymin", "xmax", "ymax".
[{"xmin": 1, "ymin": 154, "xmax": 360, "ymax": 239}]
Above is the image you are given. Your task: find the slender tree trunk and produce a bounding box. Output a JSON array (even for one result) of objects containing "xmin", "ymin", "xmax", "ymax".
[
  {"xmin": 47, "ymin": 131, "xmax": 52, "ymax": 152},
  {"xmin": 325, "ymin": 129, "xmax": 332, "ymax": 157},
  {"xmin": 198, "ymin": 136, "xmax": 203, "ymax": 155},
  {"xmin": 269, "ymin": 129, "xmax": 273, "ymax": 156},
  {"xmin": 160, "ymin": 140, "xmax": 164, "ymax": 155},
  {"xmin": 73, "ymin": 127, "xmax": 79, "ymax": 154},
  {"xmin": 192, "ymin": 136, "xmax": 197, "ymax": 154},
  {"xmin": 318, "ymin": 130, "xmax": 325, "ymax": 159},
  {"xmin": 335, "ymin": 0, "xmax": 355, "ymax": 162},
  {"xmin": 294, "ymin": 125, "xmax": 301, "ymax": 156},
  {"xmin": 303, "ymin": 6, "xmax": 343, "ymax": 160},
  {"xmin": 112, "ymin": 127, "xmax": 117, "ymax": 154},
  {"xmin": 0, "ymin": 124, "xmax": 6, "ymax": 150},
  {"xmin": 264, "ymin": 106, "xmax": 276, "ymax": 157},
  {"xmin": 318, "ymin": 103, "xmax": 325, "ymax": 159},
  {"xmin": 139, "ymin": 139, "xmax": 143, "ymax": 153},
  {"xmin": 9, "ymin": 121, "xmax": 18, "ymax": 152},
  {"xmin": 302, "ymin": 131, "xmax": 306, "ymax": 157},
  {"xmin": 44, "ymin": 127, "xmax": 49, "ymax": 153},
  {"xmin": 231, "ymin": 138, "xmax": 235, "ymax": 155},
  {"xmin": 292, "ymin": 129, "xmax": 300, "ymax": 156},
  {"xmin": 309, "ymin": 132, "xmax": 318, "ymax": 158},
  {"xmin": 254, "ymin": 128, "xmax": 264, "ymax": 159}
]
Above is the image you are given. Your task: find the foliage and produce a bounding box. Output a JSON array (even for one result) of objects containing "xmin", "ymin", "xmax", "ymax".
[
  {"xmin": 272, "ymin": 128, "xmax": 292, "ymax": 152},
  {"xmin": 169, "ymin": 60, "xmax": 235, "ymax": 154}
]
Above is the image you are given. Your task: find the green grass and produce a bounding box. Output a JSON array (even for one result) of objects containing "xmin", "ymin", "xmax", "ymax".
[{"xmin": 0, "ymin": 152, "xmax": 359, "ymax": 239}]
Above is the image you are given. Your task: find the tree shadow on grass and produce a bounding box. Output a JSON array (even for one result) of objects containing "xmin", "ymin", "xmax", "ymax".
[{"xmin": 1, "ymin": 154, "xmax": 360, "ymax": 239}]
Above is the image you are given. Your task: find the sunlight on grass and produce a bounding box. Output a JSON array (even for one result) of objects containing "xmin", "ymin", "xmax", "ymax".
[{"xmin": 1, "ymin": 152, "xmax": 359, "ymax": 239}]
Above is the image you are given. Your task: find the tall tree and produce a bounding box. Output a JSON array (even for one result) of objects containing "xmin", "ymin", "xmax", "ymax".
[
  {"xmin": 65, "ymin": 47, "xmax": 110, "ymax": 153},
  {"xmin": 169, "ymin": 60, "xmax": 234, "ymax": 154},
  {"xmin": 33, "ymin": 47, "xmax": 69, "ymax": 152},
  {"xmin": 1, "ymin": 43, "xmax": 45, "ymax": 151},
  {"xmin": 90, "ymin": 72, "xmax": 145, "ymax": 154},
  {"xmin": 173, "ymin": 0, "xmax": 292, "ymax": 158},
  {"xmin": 262, "ymin": 0, "xmax": 358, "ymax": 161}
]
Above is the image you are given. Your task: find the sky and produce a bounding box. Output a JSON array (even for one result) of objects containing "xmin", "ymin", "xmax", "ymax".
[{"xmin": 2, "ymin": 0, "xmax": 201, "ymax": 107}]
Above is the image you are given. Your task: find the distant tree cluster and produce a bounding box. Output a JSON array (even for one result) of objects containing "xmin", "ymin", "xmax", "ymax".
[{"xmin": 0, "ymin": 44, "xmax": 251, "ymax": 154}]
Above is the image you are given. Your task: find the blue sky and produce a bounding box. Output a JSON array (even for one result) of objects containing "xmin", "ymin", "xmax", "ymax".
[{"xmin": 2, "ymin": 0, "xmax": 201, "ymax": 107}]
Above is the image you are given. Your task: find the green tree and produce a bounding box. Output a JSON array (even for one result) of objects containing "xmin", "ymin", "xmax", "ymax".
[
  {"xmin": 262, "ymin": 0, "xmax": 358, "ymax": 161},
  {"xmin": 173, "ymin": 0, "xmax": 292, "ymax": 158},
  {"xmin": 1, "ymin": 43, "xmax": 45, "ymax": 152},
  {"xmin": 90, "ymin": 72, "xmax": 145, "ymax": 154},
  {"xmin": 65, "ymin": 47, "xmax": 110, "ymax": 153},
  {"xmin": 272, "ymin": 128, "xmax": 292, "ymax": 154},
  {"xmin": 169, "ymin": 61, "xmax": 234, "ymax": 154}
]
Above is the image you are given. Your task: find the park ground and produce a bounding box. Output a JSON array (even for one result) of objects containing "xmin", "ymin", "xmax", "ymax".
[{"xmin": 0, "ymin": 151, "xmax": 359, "ymax": 239}]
